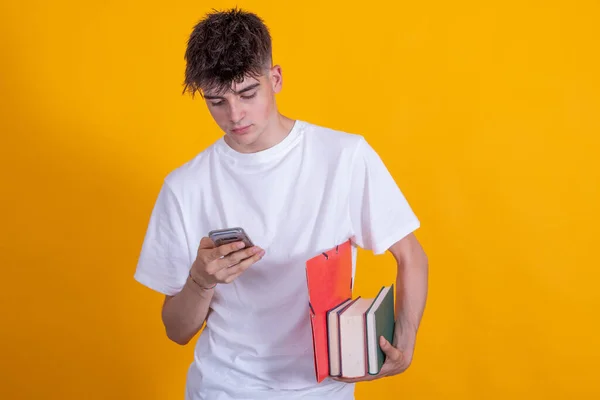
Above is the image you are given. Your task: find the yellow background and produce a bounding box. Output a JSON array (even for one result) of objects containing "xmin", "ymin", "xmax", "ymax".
[{"xmin": 1, "ymin": 0, "xmax": 599, "ymax": 399}]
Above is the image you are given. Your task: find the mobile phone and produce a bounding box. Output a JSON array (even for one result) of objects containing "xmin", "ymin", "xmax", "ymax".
[{"xmin": 208, "ymin": 227, "xmax": 254, "ymax": 249}]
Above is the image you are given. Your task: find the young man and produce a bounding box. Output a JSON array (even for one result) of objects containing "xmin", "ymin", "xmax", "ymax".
[{"xmin": 134, "ymin": 7, "xmax": 428, "ymax": 400}]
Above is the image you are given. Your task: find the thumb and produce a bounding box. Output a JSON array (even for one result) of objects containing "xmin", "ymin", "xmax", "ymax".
[
  {"xmin": 199, "ymin": 237, "xmax": 215, "ymax": 250},
  {"xmin": 380, "ymin": 336, "xmax": 391, "ymax": 350},
  {"xmin": 380, "ymin": 336, "xmax": 402, "ymax": 362}
]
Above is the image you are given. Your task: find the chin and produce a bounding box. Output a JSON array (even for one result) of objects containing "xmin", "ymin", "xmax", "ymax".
[
  {"xmin": 229, "ymin": 131, "xmax": 254, "ymax": 142},
  {"xmin": 226, "ymin": 131, "xmax": 260, "ymax": 149},
  {"xmin": 232, "ymin": 126, "xmax": 260, "ymax": 140}
]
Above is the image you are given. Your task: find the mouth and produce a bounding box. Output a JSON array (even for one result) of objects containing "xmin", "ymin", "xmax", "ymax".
[{"xmin": 231, "ymin": 125, "xmax": 252, "ymax": 135}]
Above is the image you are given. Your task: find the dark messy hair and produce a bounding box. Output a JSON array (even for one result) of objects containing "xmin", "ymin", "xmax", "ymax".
[{"xmin": 182, "ymin": 8, "xmax": 273, "ymax": 97}]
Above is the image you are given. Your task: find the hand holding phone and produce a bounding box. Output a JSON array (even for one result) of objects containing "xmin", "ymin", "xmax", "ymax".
[{"xmin": 188, "ymin": 228, "xmax": 264, "ymax": 289}]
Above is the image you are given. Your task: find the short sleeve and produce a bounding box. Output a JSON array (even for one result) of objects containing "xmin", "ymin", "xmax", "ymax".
[
  {"xmin": 134, "ymin": 180, "xmax": 192, "ymax": 296},
  {"xmin": 349, "ymin": 137, "xmax": 421, "ymax": 255}
]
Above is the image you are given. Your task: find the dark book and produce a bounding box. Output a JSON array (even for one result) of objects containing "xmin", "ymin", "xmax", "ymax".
[{"xmin": 365, "ymin": 284, "xmax": 395, "ymax": 374}]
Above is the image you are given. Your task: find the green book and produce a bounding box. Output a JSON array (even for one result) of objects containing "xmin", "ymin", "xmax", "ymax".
[{"xmin": 365, "ymin": 284, "xmax": 395, "ymax": 374}]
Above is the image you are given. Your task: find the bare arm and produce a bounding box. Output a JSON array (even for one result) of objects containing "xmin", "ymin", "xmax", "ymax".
[
  {"xmin": 334, "ymin": 232, "xmax": 428, "ymax": 383},
  {"xmin": 390, "ymin": 232, "xmax": 429, "ymax": 337},
  {"xmin": 161, "ymin": 277, "xmax": 215, "ymax": 345},
  {"xmin": 161, "ymin": 237, "xmax": 265, "ymax": 345}
]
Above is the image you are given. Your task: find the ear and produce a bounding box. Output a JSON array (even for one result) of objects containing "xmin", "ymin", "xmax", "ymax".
[{"xmin": 269, "ymin": 65, "xmax": 283, "ymax": 93}]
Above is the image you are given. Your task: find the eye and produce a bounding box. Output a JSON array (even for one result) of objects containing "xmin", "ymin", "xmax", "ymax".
[
  {"xmin": 241, "ymin": 92, "xmax": 257, "ymax": 100},
  {"xmin": 210, "ymin": 100, "xmax": 224, "ymax": 107}
]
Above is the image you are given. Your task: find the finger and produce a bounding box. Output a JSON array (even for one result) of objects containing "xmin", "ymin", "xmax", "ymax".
[
  {"xmin": 220, "ymin": 246, "xmax": 263, "ymax": 268},
  {"xmin": 219, "ymin": 249, "xmax": 265, "ymax": 282},
  {"xmin": 221, "ymin": 267, "xmax": 246, "ymax": 284},
  {"xmin": 332, "ymin": 375, "xmax": 375, "ymax": 383},
  {"xmin": 227, "ymin": 249, "xmax": 265, "ymax": 274},
  {"xmin": 199, "ymin": 237, "xmax": 215, "ymax": 250},
  {"xmin": 332, "ymin": 377, "xmax": 357, "ymax": 383},
  {"xmin": 380, "ymin": 336, "xmax": 403, "ymax": 363},
  {"xmin": 376, "ymin": 360, "xmax": 394, "ymax": 377},
  {"xmin": 209, "ymin": 241, "xmax": 246, "ymax": 261}
]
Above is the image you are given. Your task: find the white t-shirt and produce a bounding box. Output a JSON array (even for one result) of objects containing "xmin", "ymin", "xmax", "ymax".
[{"xmin": 134, "ymin": 119, "xmax": 420, "ymax": 400}]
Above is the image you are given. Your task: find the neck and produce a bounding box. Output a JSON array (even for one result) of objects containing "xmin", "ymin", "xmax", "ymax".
[{"xmin": 260, "ymin": 112, "xmax": 296, "ymax": 149}]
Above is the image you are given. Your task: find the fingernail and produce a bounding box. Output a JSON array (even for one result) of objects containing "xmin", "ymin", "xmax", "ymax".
[
  {"xmin": 259, "ymin": 250, "xmax": 265, "ymax": 257},
  {"xmin": 237, "ymin": 242, "xmax": 245, "ymax": 249}
]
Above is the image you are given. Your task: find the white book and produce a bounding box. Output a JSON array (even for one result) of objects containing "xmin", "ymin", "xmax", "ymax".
[
  {"xmin": 338, "ymin": 297, "xmax": 374, "ymax": 378},
  {"xmin": 327, "ymin": 298, "xmax": 355, "ymax": 376}
]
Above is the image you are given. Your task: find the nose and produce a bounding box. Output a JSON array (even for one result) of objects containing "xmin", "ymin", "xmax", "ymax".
[{"xmin": 228, "ymin": 100, "xmax": 245, "ymax": 124}]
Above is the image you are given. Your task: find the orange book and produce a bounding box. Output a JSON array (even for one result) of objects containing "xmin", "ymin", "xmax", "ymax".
[{"xmin": 305, "ymin": 239, "xmax": 353, "ymax": 383}]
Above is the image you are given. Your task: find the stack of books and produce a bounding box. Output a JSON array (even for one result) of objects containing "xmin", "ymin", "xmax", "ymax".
[
  {"xmin": 305, "ymin": 239, "xmax": 396, "ymax": 382},
  {"xmin": 326, "ymin": 284, "xmax": 395, "ymax": 378}
]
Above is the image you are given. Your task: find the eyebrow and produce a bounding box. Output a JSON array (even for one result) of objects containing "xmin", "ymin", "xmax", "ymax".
[{"xmin": 203, "ymin": 83, "xmax": 260, "ymax": 99}]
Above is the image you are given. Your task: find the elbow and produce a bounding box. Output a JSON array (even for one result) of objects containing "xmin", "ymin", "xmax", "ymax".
[
  {"xmin": 161, "ymin": 297, "xmax": 191, "ymax": 345},
  {"xmin": 171, "ymin": 336, "xmax": 191, "ymax": 346},
  {"xmin": 163, "ymin": 317, "xmax": 206, "ymax": 345},
  {"xmin": 162, "ymin": 314, "xmax": 192, "ymax": 345},
  {"xmin": 165, "ymin": 327, "xmax": 192, "ymax": 346}
]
